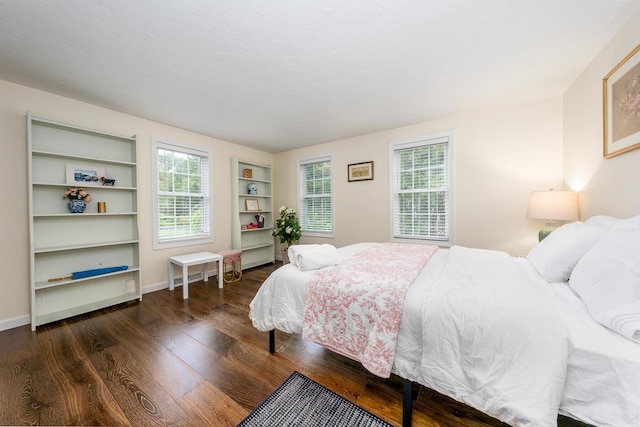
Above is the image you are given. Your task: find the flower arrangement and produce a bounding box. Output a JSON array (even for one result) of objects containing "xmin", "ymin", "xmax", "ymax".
[
  {"xmin": 62, "ymin": 187, "xmax": 92, "ymax": 202},
  {"xmin": 272, "ymin": 206, "xmax": 301, "ymax": 246},
  {"xmin": 618, "ymin": 72, "xmax": 640, "ymax": 125}
]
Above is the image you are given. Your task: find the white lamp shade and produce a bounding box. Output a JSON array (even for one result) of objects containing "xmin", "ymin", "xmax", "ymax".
[{"xmin": 527, "ymin": 190, "xmax": 579, "ymax": 221}]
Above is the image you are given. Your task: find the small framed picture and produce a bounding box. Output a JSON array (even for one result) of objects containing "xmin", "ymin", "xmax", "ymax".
[
  {"xmin": 245, "ymin": 199, "xmax": 260, "ymax": 211},
  {"xmin": 66, "ymin": 164, "xmax": 105, "ymax": 187},
  {"xmin": 348, "ymin": 161, "xmax": 374, "ymax": 182}
]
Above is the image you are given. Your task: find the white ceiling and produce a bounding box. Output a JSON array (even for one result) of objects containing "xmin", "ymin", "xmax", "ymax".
[{"xmin": 0, "ymin": 1, "xmax": 638, "ymax": 153}]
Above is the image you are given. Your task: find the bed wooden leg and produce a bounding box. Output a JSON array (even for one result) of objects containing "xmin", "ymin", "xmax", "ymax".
[
  {"xmin": 403, "ymin": 378, "xmax": 413, "ymax": 427},
  {"xmin": 269, "ymin": 329, "xmax": 275, "ymax": 354}
]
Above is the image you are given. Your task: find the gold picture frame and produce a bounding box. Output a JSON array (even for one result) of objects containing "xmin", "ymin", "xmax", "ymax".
[
  {"xmin": 347, "ymin": 161, "xmax": 374, "ymax": 182},
  {"xmin": 603, "ymin": 43, "xmax": 640, "ymax": 158},
  {"xmin": 245, "ymin": 198, "xmax": 260, "ymax": 211}
]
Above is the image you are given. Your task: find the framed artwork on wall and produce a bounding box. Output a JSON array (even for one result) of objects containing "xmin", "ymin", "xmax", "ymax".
[
  {"xmin": 347, "ymin": 161, "xmax": 374, "ymax": 182},
  {"xmin": 603, "ymin": 43, "xmax": 640, "ymax": 158}
]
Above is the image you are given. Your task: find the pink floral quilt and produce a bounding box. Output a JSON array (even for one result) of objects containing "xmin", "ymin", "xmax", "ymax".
[{"xmin": 302, "ymin": 243, "xmax": 438, "ymax": 377}]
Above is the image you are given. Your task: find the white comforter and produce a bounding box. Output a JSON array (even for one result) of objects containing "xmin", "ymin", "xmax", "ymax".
[{"xmin": 249, "ymin": 244, "xmax": 570, "ymax": 427}]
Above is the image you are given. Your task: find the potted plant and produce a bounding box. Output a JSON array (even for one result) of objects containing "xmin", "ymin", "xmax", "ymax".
[
  {"xmin": 63, "ymin": 187, "xmax": 92, "ymax": 213},
  {"xmin": 272, "ymin": 206, "xmax": 301, "ymax": 263}
]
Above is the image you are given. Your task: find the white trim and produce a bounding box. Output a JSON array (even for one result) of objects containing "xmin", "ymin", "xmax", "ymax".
[
  {"xmin": 299, "ymin": 154, "xmax": 331, "ymax": 165},
  {"xmin": 0, "ymin": 315, "xmax": 31, "ymax": 332},
  {"xmin": 391, "ymin": 132, "xmax": 450, "ymax": 150},
  {"xmin": 142, "ymin": 267, "xmax": 221, "ymax": 295},
  {"xmin": 142, "ymin": 282, "xmax": 170, "ymax": 294}
]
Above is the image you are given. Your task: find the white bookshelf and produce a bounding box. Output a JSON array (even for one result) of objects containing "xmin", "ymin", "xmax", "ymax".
[
  {"xmin": 27, "ymin": 113, "xmax": 141, "ymax": 330},
  {"xmin": 230, "ymin": 158, "xmax": 275, "ymax": 269}
]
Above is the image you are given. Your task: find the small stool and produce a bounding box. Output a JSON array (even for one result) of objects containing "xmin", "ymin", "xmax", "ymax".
[{"xmin": 218, "ymin": 250, "xmax": 242, "ymax": 283}]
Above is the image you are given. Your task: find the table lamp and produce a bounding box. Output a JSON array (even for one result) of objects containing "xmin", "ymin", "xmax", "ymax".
[{"xmin": 527, "ymin": 189, "xmax": 578, "ymax": 241}]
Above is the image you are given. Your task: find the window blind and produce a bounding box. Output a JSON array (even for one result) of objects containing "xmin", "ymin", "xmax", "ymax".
[
  {"xmin": 298, "ymin": 156, "xmax": 332, "ymax": 234},
  {"xmin": 155, "ymin": 142, "xmax": 211, "ymax": 245},
  {"xmin": 391, "ymin": 135, "xmax": 450, "ymax": 242}
]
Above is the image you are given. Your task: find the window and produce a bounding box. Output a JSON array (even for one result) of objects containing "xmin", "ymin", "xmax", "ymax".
[
  {"xmin": 152, "ymin": 139, "xmax": 213, "ymax": 249},
  {"xmin": 390, "ymin": 132, "xmax": 452, "ymax": 244},
  {"xmin": 298, "ymin": 156, "xmax": 333, "ymax": 236}
]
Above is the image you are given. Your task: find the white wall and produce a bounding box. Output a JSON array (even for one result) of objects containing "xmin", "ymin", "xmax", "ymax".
[
  {"xmin": 0, "ymin": 80, "xmax": 273, "ymax": 330},
  {"xmin": 274, "ymin": 97, "xmax": 564, "ymax": 256},
  {"xmin": 564, "ymin": 9, "xmax": 640, "ymax": 218}
]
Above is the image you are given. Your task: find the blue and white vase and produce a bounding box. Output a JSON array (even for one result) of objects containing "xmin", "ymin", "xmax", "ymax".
[{"xmin": 67, "ymin": 199, "xmax": 87, "ymax": 213}]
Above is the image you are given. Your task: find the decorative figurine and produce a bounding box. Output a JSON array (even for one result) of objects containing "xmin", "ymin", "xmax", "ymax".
[
  {"xmin": 100, "ymin": 177, "xmax": 116, "ymax": 186},
  {"xmin": 248, "ymin": 182, "xmax": 258, "ymax": 195},
  {"xmin": 255, "ymin": 212, "xmax": 265, "ymax": 228}
]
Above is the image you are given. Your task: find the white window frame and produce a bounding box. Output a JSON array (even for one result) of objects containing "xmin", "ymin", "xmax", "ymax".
[
  {"xmin": 298, "ymin": 155, "xmax": 334, "ymax": 238},
  {"xmin": 151, "ymin": 138, "xmax": 214, "ymax": 250},
  {"xmin": 389, "ymin": 131, "xmax": 454, "ymax": 246}
]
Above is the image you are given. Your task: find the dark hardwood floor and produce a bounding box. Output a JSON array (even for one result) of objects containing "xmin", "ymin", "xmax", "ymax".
[{"xmin": 0, "ymin": 262, "xmax": 589, "ymax": 426}]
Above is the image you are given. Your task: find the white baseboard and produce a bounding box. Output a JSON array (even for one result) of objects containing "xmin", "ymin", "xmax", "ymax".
[
  {"xmin": 142, "ymin": 281, "xmax": 169, "ymax": 294},
  {"xmin": 142, "ymin": 270, "xmax": 220, "ymax": 295},
  {"xmin": 1, "ymin": 271, "xmax": 221, "ymax": 332},
  {"xmin": 0, "ymin": 314, "xmax": 30, "ymax": 332}
]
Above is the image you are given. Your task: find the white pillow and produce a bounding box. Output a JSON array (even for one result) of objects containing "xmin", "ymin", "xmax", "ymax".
[
  {"xmin": 584, "ymin": 215, "xmax": 622, "ymax": 231},
  {"xmin": 287, "ymin": 244, "xmax": 340, "ymax": 271},
  {"xmin": 569, "ymin": 216, "xmax": 640, "ymax": 342},
  {"xmin": 527, "ymin": 222, "xmax": 604, "ymax": 282}
]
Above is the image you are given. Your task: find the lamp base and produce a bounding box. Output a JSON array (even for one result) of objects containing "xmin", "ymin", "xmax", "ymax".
[{"xmin": 538, "ymin": 220, "xmax": 557, "ymax": 241}]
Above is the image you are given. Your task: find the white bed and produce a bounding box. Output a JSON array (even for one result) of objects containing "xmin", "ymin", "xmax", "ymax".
[
  {"xmin": 552, "ymin": 283, "xmax": 640, "ymax": 426},
  {"xmin": 249, "ymin": 217, "xmax": 640, "ymax": 427}
]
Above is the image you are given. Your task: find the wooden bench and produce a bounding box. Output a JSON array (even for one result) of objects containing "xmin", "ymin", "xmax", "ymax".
[{"xmin": 168, "ymin": 252, "xmax": 223, "ymax": 299}]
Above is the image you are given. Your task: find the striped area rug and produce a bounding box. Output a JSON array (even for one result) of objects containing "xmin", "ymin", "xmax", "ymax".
[{"xmin": 238, "ymin": 371, "xmax": 392, "ymax": 426}]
